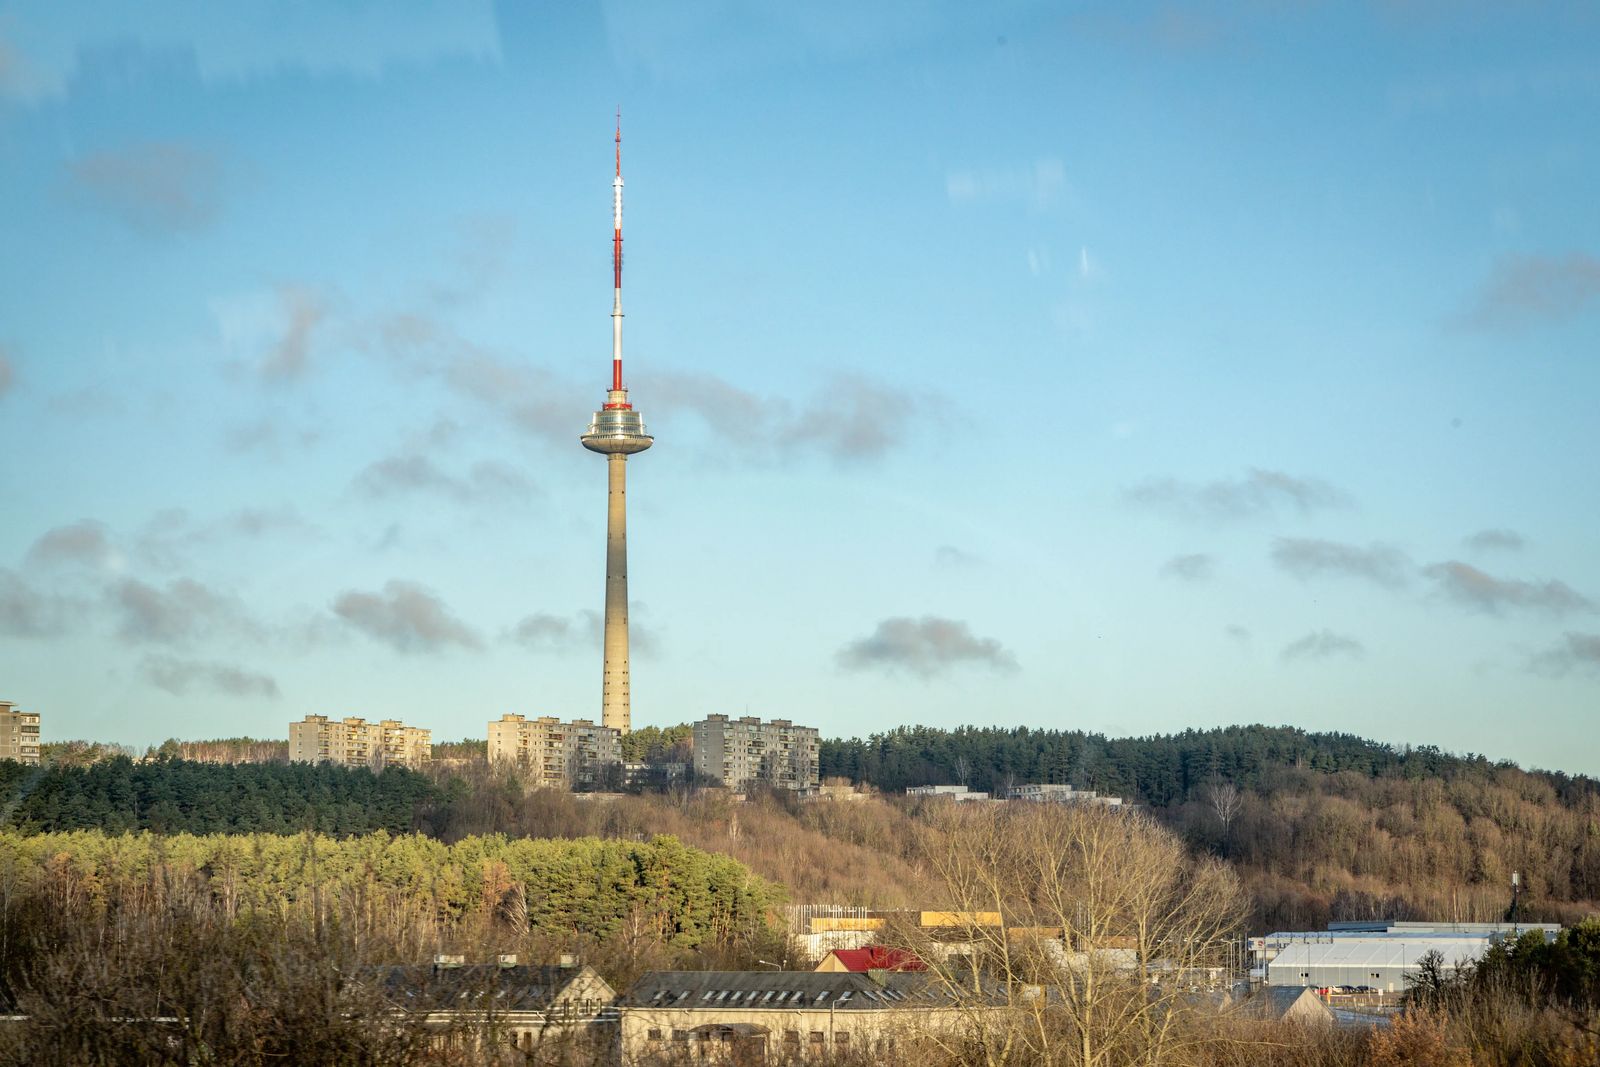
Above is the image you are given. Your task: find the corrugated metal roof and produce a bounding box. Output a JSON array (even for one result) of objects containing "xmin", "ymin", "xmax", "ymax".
[
  {"xmin": 378, "ymin": 964, "xmax": 608, "ymax": 1011},
  {"xmin": 1270, "ymin": 938, "xmax": 1487, "ymax": 970},
  {"xmin": 618, "ymin": 971, "xmax": 967, "ymax": 1010}
]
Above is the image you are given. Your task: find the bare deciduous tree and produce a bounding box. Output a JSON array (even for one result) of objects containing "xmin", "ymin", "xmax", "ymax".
[
  {"xmin": 1207, "ymin": 779, "xmax": 1242, "ymax": 855},
  {"xmin": 896, "ymin": 802, "xmax": 1245, "ymax": 1067}
]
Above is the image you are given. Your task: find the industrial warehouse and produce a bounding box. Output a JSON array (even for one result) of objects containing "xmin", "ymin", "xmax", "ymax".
[{"xmin": 1252, "ymin": 920, "xmax": 1560, "ymax": 993}]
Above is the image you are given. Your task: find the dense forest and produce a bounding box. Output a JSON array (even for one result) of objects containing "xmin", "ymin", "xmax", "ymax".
[
  {"xmin": 820, "ymin": 723, "xmax": 1599, "ymax": 807},
  {"xmin": 0, "ymin": 757, "xmax": 434, "ymax": 835},
  {"xmin": 0, "ymin": 829, "xmax": 780, "ymax": 955}
]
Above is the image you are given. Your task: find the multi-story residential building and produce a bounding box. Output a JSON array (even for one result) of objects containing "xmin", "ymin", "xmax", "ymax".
[
  {"xmin": 288, "ymin": 715, "xmax": 431, "ymax": 770},
  {"xmin": 487, "ymin": 714, "xmax": 621, "ymax": 790},
  {"xmin": 622, "ymin": 761, "xmax": 688, "ymax": 791},
  {"xmin": 692, "ymin": 715, "xmax": 819, "ymax": 792},
  {"xmin": 0, "ymin": 701, "xmax": 41, "ymax": 765}
]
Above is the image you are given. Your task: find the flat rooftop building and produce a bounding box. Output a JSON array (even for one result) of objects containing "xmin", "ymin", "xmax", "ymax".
[
  {"xmin": 1007, "ymin": 783, "xmax": 1124, "ymax": 808},
  {"xmin": 1254, "ymin": 921, "xmax": 1561, "ymax": 992},
  {"xmin": 907, "ymin": 785, "xmax": 991, "ymax": 802},
  {"xmin": 289, "ymin": 715, "xmax": 431, "ymax": 771},
  {"xmin": 488, "ymin": 714, "xmax": 621, "ymax": 791},
  {"xmin": 0, "ymin": 701, "xmax": 41, "ymax": 766},
  {"xmin": 693, "ymin": 715, "xmax": 819, "ymax": 792}
]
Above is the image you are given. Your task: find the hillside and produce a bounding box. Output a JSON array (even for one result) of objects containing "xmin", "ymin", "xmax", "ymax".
[
  {"xmin": 824, "ymin": 724, "xmax": 1600, "ymax": 929},
  {"xmin": 6, "ymin": 723, "xmax": 1598, "ymax": 932}
]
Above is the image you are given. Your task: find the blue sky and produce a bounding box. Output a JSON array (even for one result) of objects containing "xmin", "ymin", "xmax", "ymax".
[{"xmin": 2, "ymin": 1, "xmax": 1597, "ymax": 773}]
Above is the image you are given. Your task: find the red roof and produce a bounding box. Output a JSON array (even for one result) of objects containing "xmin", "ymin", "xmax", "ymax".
[{"xmin": 826, "ymin": 947, "xmax": 926, "ymax": 972}]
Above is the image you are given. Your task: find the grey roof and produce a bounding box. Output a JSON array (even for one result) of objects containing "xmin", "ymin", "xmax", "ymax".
[
  {"xmin": 618, "ymin": 971, "xmax": 963, "ymax": 1011},
  {"xmin": 380, "ymin": 964, "xmax": 607, "ymax": 1012}
]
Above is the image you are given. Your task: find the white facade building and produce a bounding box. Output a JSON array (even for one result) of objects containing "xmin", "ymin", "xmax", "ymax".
[
  {"xmin": 289, "ymin": 715, "xmax": 431, "ymax": 770},
  {"xmin": 1255, "ymin": 921, "xmax": 1560, "ymax": 992},
  {"xmin": 692, "ymin": 715, "xmax": 819, "ymax": 792},
  {"xmin": 488, "ymin": 714, "xmax": 621, "ymax": 790}
]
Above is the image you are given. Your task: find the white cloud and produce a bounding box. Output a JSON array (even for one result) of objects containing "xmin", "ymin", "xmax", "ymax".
[
  {"xmin": 946, "ymin": 158, "xmax": 1067, "ymax": 209},
  {"xmin": 1, "ymin": 1, "xmax": 501, "ymax": 101}
]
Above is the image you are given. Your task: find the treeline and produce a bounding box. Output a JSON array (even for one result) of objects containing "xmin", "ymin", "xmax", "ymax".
[
  {"xmin": 0, "ymin": 830, "xmax": 783, "ymax": 1066},
  {"xmin": 821, "ymin": 723, "xmax": 1599, "ymax": 808},
  {"xmin": 0, "ymin": 829, "xmax": 780, "ymax": 956},
  {"xmin": 149, "ymin": 736, "xmax": 288, "ymax": 763},
  {"xmin": 620, "ymin": 724, "xmax": 693, "ymax": 763},
  {"xmin": 0, "ymin": 757, "xmax": 434, "ymax": 836}
]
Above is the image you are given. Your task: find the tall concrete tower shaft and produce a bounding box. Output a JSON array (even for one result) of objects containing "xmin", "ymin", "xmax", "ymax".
[{"xmin": 580, "ymin": 116, "xmax": 651, "ymax": 735}]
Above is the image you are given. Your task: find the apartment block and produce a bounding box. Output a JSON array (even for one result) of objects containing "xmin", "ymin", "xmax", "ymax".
[
  {"xmin": 288, "ymin": 715, "xmax": 432, "ymax": 770},
  {"xmin": 0, "ymin": 701, "xmax": 41, "ymax": 765},
  {"xmin": 487, "ymin": 714, "xmax": 621, "ymax": 790},
  {"xmin": 692, "ymin": 715, "xmax": 819, "ymax": 792}
]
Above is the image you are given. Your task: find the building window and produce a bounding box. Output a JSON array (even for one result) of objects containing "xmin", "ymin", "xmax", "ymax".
[
  {"xmin": 673, "ymin": 1030, "xmax": 690, "ymax": 1042},
  {"xmin": 784, "ymin": 1030, "xmax": 800, "ymax": 1046},
  {"xmin": 809, "ymin": 1031, "xmax": 825, "ymax": 1046},
  {"xmin": 836, "ymin": 1033, "xmax": 850, "ymax": 1048},
  {"xmin": 647, "ymin": 1029, "xmax": 662, "ymax": 1041}
]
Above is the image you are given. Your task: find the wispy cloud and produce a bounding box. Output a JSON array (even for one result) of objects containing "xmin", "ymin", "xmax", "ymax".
[
  {"xmin": 935, "ymin": 545, "xmax": 981, "ymax": 569},
  {"xmin": 1457, "ymin": 252, "xmax": 1600, "ymax": 331},
  {"xmin": 0, "ymin": 347, "xmax": 14, "ymax": 398},
  {"xmin": 1272, "ymin": 538, "xmax": 1410, "ymax": 589},
  {"xmin": 1225, "ymin": 624, "xmax": 1251, "ymax": 642},
  {"xmin": 1126, "ymin": 468, "xmax": 1352, "ymax": 521},
  {"xmin": 261, "ymin": 285, "xmax": 328, "ymax": 381},
  {"xmin": 0, "ymin": 569, "xmax": 83, "ymax": 638},
  {"xmin": 1423, "ymin": 561, "xmax": 1593, "ymax": 618},
  {"xmin": 442, "ymin": 349, "xmax": 584, "ymax": 447},
  {"xmin": 837, "ymin": 616, "xmax": 1017, "ymax": 678},
  {"xmin": 25, "ymin": 519, "xmax": 117, "ymax": 570},
  {"xmin": 141, "ymin": 655, "xmax": 279, "ymax": 699},
  {"xmin": 946, "ymin": 158, "xmax": 1066, "ymax": 209},
  {"xmin": 0, "ymin": 4, "xmax": 501, "ymax": 101},
  {"xmin": 506, "ymin": 609, "xmax": 659, "ymax": 658},
  {"xmin": 66, "ymin": 140, "xmax": 224, "ymax": 234},
  {"xmin": 223, "ymin": 419, "xmax": 322, "ymax": 455},
  {"xmin": 353, "ymin": 453, "xmax": 533, "ymax": 504},
  {"xmin": 655, "ymin": 370, "xmax": 938, "ymax": 465},
  {"xmin": 1160, "ymin": 553, "xmax": 1214, "ymax": 582},
  {"xmin": 1529, "ymin": 633, "xmax": 1600, "ymax": 677},
  {"xmin": 1463, "ymin": 528, "xmax": 1525, "ymax": 553},
  {"xmin": 133, "ymin": 507, "xmax": 313, "ymax": 571},
  {"xmin": 364, "ymin": 305, "xmax": 936, "ymax": 466},
  {"xmin": 107, "ymin": 577, "xmax": 262, "ymax": 646},
  {"xmin": 332, "ymin": 580, "xmax": 483, "ymax": 654},
  {"xmin": 1281, "ymin": 629, "xmax": 1364, "ymax": 662}
]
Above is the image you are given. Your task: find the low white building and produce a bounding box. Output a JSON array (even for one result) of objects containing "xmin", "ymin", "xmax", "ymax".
[
  {"xmin": 1255, "ymin": 921, "xmax": 1560, "ymax": 992},
  {"xmin": 1007, "ymin": 783, "xmax": 1124, "ymax": 808},
  {"xmin": 906, "ymin": 784, "xmax": 991, "ymax": 802}
]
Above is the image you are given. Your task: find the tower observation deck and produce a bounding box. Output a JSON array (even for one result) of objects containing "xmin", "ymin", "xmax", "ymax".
[{"xmin": 580, "ymin": 116, "xmax": 651, "ymax": 735}]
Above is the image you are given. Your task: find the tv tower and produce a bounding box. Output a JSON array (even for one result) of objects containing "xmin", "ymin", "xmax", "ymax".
[{"xmin": 580, "ymin": 114, "xmax": 652, "ymax": 735}]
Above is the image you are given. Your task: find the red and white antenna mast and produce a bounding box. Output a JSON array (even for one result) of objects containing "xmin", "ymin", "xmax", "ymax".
[{"xmin": 607, "ymin": 109, "xmax": 628, "ymax": 405}]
